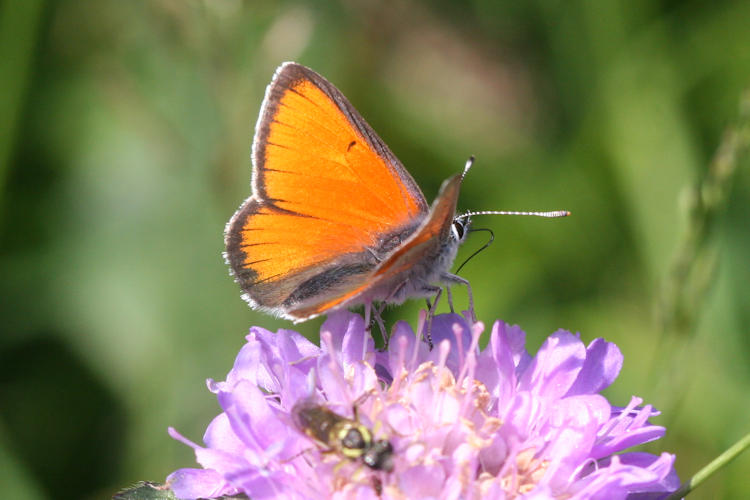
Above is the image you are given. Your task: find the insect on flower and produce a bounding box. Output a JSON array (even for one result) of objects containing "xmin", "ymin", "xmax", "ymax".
[
  {"xmin": 166, "ymin": 312, "xmax": 680, "ymax": 499},
  {"xmin": 291, "ymin": 399, "xmax": 394, "ymax": 472},
  {"xmin": 224, "ymin": 62, "xmax": 570, "ymax": 346}
]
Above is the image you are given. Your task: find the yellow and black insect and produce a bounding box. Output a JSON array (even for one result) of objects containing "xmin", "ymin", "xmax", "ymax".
[{"xmin": 291, "ymin": 399, "xmax": 394, "ymax": 472}]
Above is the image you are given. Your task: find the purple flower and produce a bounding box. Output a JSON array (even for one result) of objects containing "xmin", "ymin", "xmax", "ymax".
[{"xmin": 167, "ymin": 311, "xmax": 679, "ymax": 499}]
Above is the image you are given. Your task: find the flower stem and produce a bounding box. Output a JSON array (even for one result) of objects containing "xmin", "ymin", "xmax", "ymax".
[{"xmin": 665, "ymin": 431, "xmax": 750, "ymax": 499}]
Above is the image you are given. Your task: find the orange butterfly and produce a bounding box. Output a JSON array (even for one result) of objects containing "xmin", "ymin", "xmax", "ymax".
[{"xmin": 224, "ymin": 62, "xmax": 566, "ymax": 336}]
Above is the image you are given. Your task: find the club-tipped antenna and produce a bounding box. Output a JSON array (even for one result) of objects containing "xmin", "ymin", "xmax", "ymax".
[
  {"xmin": 461, "ymin": 155, "xmax": 475, "ymax": 180},
  {"xmin": 458, "ymin": 156, "xmax": 569, "ymax": 218},
  {"xmin": 456, "ymin": 209, "xmax": 571, "ymax": 221}
]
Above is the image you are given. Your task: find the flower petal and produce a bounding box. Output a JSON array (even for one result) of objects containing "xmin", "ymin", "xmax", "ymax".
[
  {"xmin": 519, "ymin": 330, "xmax": 587, "ymax": 400},
  {"xmin": 566, "ymin": 338, "xmax": 623, "ymax": 396},
  {"xmin": 167, "ymin": 468, "xmax": 237, "ymax": 500},
  {"xmin": 167, "ymin": 312, "xmax": 678, "ymax": 499}
]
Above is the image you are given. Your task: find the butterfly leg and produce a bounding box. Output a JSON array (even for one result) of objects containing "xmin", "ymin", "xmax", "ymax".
[
  {"xmin": 363, "ymin": 300, "xmax": 374, "ymax": 359},
  {"xmin": 364, "ymin": 300, "xmax": 388, "ymax": 350},
  {"xmin": 369, "ymin": 280, "xmax": 413, "ymax": 348},
  {"xmin": 426, "ymin": 288, "xmax": 450, "ymax": 312},
  {"xmin": 441, "ymin": 273, "xmax": 476, "ymax": 323},
  {"xmin": 446, "ymin": 287, "xmax": 455, "ymax": 313},
  {"xmin": 372, "ymin": 302, "xmax": 389, "ymax": 349},
  {"xmin": 423, "ymin": 285, "xmax": 443, "ymax": 350},
  {"xmin": 364, "ymin": 300, "xmax": 375, "ymax": 333}
]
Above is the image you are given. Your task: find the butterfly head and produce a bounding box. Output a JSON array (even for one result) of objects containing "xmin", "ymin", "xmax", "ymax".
[{"xmin": 450, "ymin": 214, "xmax": 471, "ymax": 244}]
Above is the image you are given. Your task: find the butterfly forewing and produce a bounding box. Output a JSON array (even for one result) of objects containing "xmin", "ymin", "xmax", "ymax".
[
  {"xmin": 373, "ymin": 175, "xmax": 463, "ymax": 279},
  {"xmin": 255, "ymin": 63, "xmax": 427, "ymax": 227},
  {"xmin": 225, "ymin": 63, "xmax": 429, "ymax": 319},
  {"xmin": 287, "ymin": 175, "xmax": 464, "ymax": 321}
]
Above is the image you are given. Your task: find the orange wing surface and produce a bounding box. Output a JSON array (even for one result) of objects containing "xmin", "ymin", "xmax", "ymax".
[
  {"xmin": 225, "ymin": 63, "xmax": 429, "ymax": 319},
  {"xmin": 373, "ymin": 175, "xmax": 462, "ymax": 279},
  {"xmin": 288, "ymin": 174, "xmax": 463, "ymax": 321}
]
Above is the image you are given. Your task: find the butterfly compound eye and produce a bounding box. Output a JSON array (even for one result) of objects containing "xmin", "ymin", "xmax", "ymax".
[{"xmin": 451, "ymin": 218, "xmax": 470, "ymax": 242}]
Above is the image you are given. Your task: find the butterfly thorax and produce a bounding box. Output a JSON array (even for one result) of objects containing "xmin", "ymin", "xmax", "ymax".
[{"xmin": 363, "ymin": 215, "xmax": 467, "ymax": 305}]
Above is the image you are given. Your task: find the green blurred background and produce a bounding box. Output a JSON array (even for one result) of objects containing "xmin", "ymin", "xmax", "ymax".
[{"xmin": 1, "ymin": 0, "xmax": 749, "ymax": 498}]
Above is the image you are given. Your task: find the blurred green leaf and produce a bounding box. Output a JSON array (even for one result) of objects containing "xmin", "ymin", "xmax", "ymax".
[
  {"xmin": 113, "ymin": 481, "xmax": 249, "ymax": 500},
  {"xmin": 113, "ymin": 482, "xmax": 177, "ymax": 500}
]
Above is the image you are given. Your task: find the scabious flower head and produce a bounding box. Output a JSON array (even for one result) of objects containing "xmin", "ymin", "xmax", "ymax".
[{"xmin": 167, "ymin": 311, "xmax": 679, "ymax": 499}]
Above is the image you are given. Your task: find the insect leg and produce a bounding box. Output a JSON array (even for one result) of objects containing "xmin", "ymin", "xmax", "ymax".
[
  {"xmin": 363, "ymin": 300, "xmax": 375, "ymax": 359},
  {"xmin": 441, "ymin": 273, "xmax": 476, "ymax": 323},
  {"xmin": 371, "ymin": 280, "xmax": 409, "ymax": 348},
  {"xmin": 372, "ymin": 303, "xmax": 389, "ymax": 349},
  {"xmin": 423, "ymin": 285, "xmax": 442, "ymax": 349}
]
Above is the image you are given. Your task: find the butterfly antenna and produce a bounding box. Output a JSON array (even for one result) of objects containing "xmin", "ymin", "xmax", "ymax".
[
  {"xmin": 461, "ymin": 156, "xmax": 475, "ymax": 180},
  {"xmin": 457, "ymin": 157, "xmax": 570, "ymax": 218},
  {"xmin": 456, "ymin": 209, "xmax": 571, "ymax": 221},
  {"xmin": 455, "ymin": 227, "xmax": 494, "ymax": 274}
]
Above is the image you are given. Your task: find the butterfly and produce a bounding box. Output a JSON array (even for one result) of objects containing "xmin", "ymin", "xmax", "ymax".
[{"xmin": 224, "ymin": 62, "xmax": 567, "ymax": 339}]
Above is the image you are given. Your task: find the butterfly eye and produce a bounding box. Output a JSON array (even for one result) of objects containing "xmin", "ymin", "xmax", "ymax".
[{"xmin": 451, "ymin": 218, "xmax": 469, "ymax": 241}]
